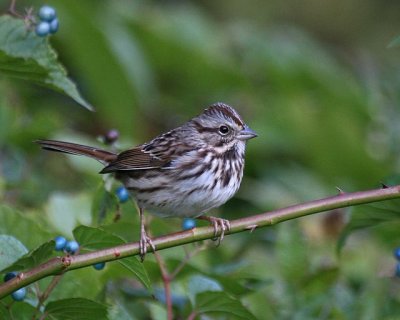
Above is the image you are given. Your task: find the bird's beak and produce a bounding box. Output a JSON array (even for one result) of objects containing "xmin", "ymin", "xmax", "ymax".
[{"xmin": 238, "ymin": 125, "xmax": 258, "ymax": 141}]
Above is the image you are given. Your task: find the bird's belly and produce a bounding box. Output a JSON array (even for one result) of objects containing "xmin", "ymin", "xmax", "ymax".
[
  {"xmin": 123, "ymin": 166, "xmax": 242, "ymax": 218},
  {"xmin": 138, "ymin": 188, "xmax": 233, "ymax": 218}
]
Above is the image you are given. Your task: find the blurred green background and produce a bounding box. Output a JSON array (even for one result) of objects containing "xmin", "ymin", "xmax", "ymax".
[{"xmin": 2, "ymin": 0, "xmax": 400, "ymax": 318}]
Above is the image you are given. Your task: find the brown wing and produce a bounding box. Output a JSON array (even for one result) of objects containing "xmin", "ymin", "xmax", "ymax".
[
  {"xmin": 99, "ymin": 145, "xmax": 170, "ymax": 173},
  {"xmin": 100, "ymin": 126, "xmax": 193, "ymax": 174}
]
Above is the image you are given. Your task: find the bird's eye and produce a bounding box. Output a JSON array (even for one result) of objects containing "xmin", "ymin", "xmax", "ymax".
[{"xmin": 218, "ymin": 125, "xmax": 230, "ymax": 135}]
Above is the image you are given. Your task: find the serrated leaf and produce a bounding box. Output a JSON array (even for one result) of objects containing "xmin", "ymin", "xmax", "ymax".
[
  {"xmin": 0, "ymin": 235, "xmax": 28, "ymax": 271},
  {"xmin": 195, "ymin": 291, "xmax": 257, "ymax": 320},
  {"xmin": 45, "ymin": 298, "xmax": 108, "ymax": 320},
  {"xmin": 337, "ymin": 199, "xmax": 400, "ymax": 252},
  {"xmin": 0, "ymin": 241, "xmax": 54, "ymax": 273},
  {"xmin": 0, "ymin": 15, "xmax": 92, "ymax": 110},
  {"xmin": 73, "ymin": 226, "xmax": 150, "ymax": 289}
]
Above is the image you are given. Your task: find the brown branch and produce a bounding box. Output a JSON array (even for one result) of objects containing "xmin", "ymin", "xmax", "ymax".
[{"xmin": 1, "ymin": 185, "xmax": 400, "ymax": 299}]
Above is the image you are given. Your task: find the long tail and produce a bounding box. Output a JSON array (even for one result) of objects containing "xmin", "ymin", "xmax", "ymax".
[{"xmin": 35, "ymin": 139, "xmax": 117, "ymax": 164}]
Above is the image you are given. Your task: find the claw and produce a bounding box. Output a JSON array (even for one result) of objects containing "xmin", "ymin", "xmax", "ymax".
[
  {"xmin": 139, "ymin": 230, "xmax": 156, "ymax": 262},
  {"xmin": 198, "ymin": 216, "xmax": 231, "ymax": 247},
  {"xmin": 138, "ymin": 206, "xmax": 155, "ymax": 262}
]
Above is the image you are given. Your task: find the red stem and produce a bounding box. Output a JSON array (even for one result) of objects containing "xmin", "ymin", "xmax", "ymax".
[
  {"xmin": 154, "ymin": 252, "xmax": 173, "ymax": 320},
  {"xmin": 187, "ymin": 311, "xmax": 197, "ymax": 320}
]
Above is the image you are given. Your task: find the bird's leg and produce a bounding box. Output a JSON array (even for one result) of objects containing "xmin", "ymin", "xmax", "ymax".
[
  {"xmin": 197, "ymin": 216, "xmax": 231, "ymax": 246},
  {"xmin": 138, "ymin": 207, "xmax": 156, "ymax": 262}
]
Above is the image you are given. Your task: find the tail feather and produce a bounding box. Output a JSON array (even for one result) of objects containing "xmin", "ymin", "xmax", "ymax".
[{"xmin": 35, "ymin": 139, "xmax": 117, "ymax": 164}]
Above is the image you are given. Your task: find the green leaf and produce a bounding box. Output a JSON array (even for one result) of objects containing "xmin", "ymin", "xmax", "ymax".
[
  {"xmin": 54, "ymin": 2, "xmax": 141, "ymax": 136},
  {"xmin": 0, "ymin": 205, "xmax": 53, "ymax": 247},
  {"xmin": 0, "ymin": 235, "xmax": 28, "ymax": 271},
  {"xmin": 118, "ymin": 257, "xmax": 151, "ymax": 290},
  {"xmin": 0, "ymin": 15, "xmax": 92, "ymax": 110},
  {"xmin": 45, "ymin": 298, "xmax": 108, "ymax": 320},
  {"xmin": 195, "ymin": 291, "xmax": 257, "ymax": 320},
  {"xmin": 1, "ymin": 302, "xmax": 37, "ymax": 319},
  {"xmin": 276, "ymin": 221, "xmax": 309, "ymax": 283},
  {"xmin": 73, "ymin": 226, "xmax": 150, "ymax": 289},
  {"xmin": 0, "ymin": 304, "xmax": 7, "ymax": 319},
  {"xmin": 91, "ymin": 185, "xmax": 120, "ymax": 226},
  {"xmin": 73, "ymin": 225, "xmax": 126, "ymax": 250},
  {"xmin": 337, "ymin": 199, "xmax": 400, "ymax": 252},
  {"xmin": 302, "ymin": 267, "xmax": 339, "ymax": 297},
  {"xmin": 0, "ymin": 240, "xmax": 54, "ymax": 273}
]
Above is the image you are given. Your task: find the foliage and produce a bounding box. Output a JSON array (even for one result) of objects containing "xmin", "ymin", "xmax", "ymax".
[
  {"xmin": 1, "ymin": 0, "xmax": 400, "ymax": 319},
  {"xmin": 0, "ymin": 15, "xmax": 91, "ymax": 110}
]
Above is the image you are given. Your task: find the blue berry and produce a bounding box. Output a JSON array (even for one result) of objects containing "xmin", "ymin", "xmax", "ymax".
[
  {"xmin": 54, "ymin": 236, "xmax": 67, "ymax": 251},
  {"xmin": 182, "ymin": 218, "xmax": 196, "ymax": 230},
  {"xmin": 65, "ymin": 240, "xmax": 79, "ymax": 254},
  {"xmin": 35, "ymin": 21, "xmax": 50, "ymax": 37},
  {"xmin": 3, "ymin": 272, "xmax": 17, "ymax": 282},
  {"xmin": 93, "ymin": 262, "xmax": 106, "ymax": 270},
  {"xmin": 394, "ymin": 247, "xmax": 400, "ymax": 261},
  {"xmin": 38, "ymin": 5, "xmax": 56, "ymax": 22},
  {"xmin": 116, "ymin": 186, "xmax": 129, "ymax": 203},
  {"xmin": 11, "ymin": 287, "xmax": 26, "ymax": 301},
  {"xmin": 49, "ymin": 18, "xmax": 59, "ymax": 34}
]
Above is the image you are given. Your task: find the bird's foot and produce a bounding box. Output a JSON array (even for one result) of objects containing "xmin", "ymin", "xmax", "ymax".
[
  {"xmin": 198, "ymin": 216, "xmax": 231, "ymax": 246},
  {"xmin": 139, "ymin": 230, "xmax": 156, "ymax": 262}
]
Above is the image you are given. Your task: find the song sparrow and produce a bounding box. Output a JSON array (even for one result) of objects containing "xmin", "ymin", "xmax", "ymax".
[{"xmin": 36, "ymin": 102, "xmax": 257, "ymax": 260}]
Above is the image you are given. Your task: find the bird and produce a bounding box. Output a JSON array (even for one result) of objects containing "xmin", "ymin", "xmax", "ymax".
[{"xmin": 36, "ymin": 102, "xmax": 257, "ymax": 260}]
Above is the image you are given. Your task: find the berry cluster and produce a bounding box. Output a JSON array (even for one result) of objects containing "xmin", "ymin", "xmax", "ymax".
[
  {"xmin": 54, "ymin": 236, "xmax": 79, "ymax": 254},
  {"xmin": 54, "ymin": 236, "xmax": 106, "ymax": 270},
  {"xmin": 3, "ymin": 272, "xmax": 26, "ymax": 301},
  {"xmin": 35, "ymin": 5, "xmax": 59, "ymax": 37}
]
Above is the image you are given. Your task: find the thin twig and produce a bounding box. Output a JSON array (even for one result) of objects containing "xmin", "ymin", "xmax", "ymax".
[
  {"xmin": 170, "ymin": 244, "xmax": 206, "ymax": 280},
  {"xmin": 1, "ymin": 185, "xmax": 400, "ymax": 298},
  {"xmin": 187, "ymin": 311, "xmax": 197, "ymax": 320},
  {"xmin": 31, "ymin": 275, "xmax": 63, "ymax": 319},
  {"xmin": 8, "ymin": 0, "xmax": 23, "ymax": 18},
  {"xmin": 39, "ymin": 312, "xmax": 48, "ymax": 320},
  {"xmin": 39, "ymin": 275, "xmax": 63, "ymax": 307},
  {"xmin": 154, "ymin": 252, "xmax": 173, "ymax": 320},
  {"xmin": 154, "ymin": 238, "xmax": 204, "ymax": 319},
  {"xmin": 8, "ymin": 0, "xmax": 17, "ymax": 14}
]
